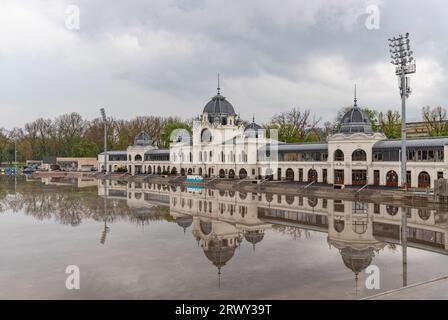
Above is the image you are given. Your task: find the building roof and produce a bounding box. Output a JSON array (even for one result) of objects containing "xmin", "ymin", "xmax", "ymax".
[
  {"xmin": 99, "ymin": 150, "xmax": 127, "ymax": 155},
  {"xmin": 373, "ymin": 137, "xmax": 448, "ymax": 149},
  {"xmin": 244, "ymin": 117, "xmax": 263, "ymax": 137},
  {"xmin": 277, "ymin": 142, "xmax": 328, "ymax": 152},
  {"xmin": 203, "ymin": 93, "xmax": 236, "ymax": 116},
  {"xmin": 134, "ymin": 131, "xmax": 153, "ymax": 146},
  {"xmin": 339, "ymin": 106, "xmax": 374, "ymax": 134},
  {"xmin": 144, "ymin": 149, "xmax": 170, "ymax": 155}
]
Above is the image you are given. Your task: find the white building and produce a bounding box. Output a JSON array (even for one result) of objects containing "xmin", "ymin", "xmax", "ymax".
[{"xmin": 98, "ymin": 86, "xmax": 448, "ymax": 189}]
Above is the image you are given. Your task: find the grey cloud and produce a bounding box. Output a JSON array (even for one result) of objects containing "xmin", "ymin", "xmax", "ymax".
[{"xmin": 0, "ymin": 0, "xmax": 447, "ymax": 128}]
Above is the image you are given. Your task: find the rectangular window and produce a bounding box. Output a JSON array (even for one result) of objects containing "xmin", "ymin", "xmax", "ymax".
[
  {"xmin": 374, "ymin": 203, "xmax": 380, "ymax": 214},
  {"xmin": 438, "ymin": 171, "xmax": 444, "ymax": 180}
]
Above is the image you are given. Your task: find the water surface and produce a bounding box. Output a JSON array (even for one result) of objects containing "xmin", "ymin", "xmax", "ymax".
[{"xmin": 1, "ymin": 175, "xmax": 447, "ymax": 299}]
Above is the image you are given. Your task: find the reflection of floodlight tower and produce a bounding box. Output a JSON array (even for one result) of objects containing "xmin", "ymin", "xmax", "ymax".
[
  {"xmin": 388, "ymin": 33, "xmax": 416, "ymax": 188},
  {"xmin": 100, "ymin": 220, "xmax": 110, "ymax": 245},
  {"xmin": 100, "ymin": 108, "xmax": 107, "ymax": 173}
]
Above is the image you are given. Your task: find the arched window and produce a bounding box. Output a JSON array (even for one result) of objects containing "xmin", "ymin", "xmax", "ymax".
[
  {"xmin": 334, "ymin": 220, "xmax": 345, "ymax": 233},
  {"xmin": 386, "ymin": 205, "xmax": 399, "ymax": 216},
  {"xmin": 352, "ymin": 220, "xmax": 368, "ymax": 234},
  {"xmin": 239, "ymin": 168, "xmax": 248, "ymax": 179},
  {"xmin": 241, "ymin": 151, "xmax": 247, "ymax": 162},
  {"xmin": 308, "ymin": 197, "xmax": 318, "ymax": 207},
  {"xmin": 334, "ymin": 149, "xmax": 344, "ymax": 161},
  {"xmin": 418, "ymin": 171, "xmax": 431, "ymax": 188},
  {"xmin": 228, "ymin": 169, "xmax": 235, "ymax": 179},
  {"xmin": 189, "ymin": 152, "xmax": 192, "ymax": 162},
  {"xmin": 201, "ymin": 129, "xmax": 212, "ymax": 142},
  {"xmin": 200, "ymin": 221, "xmax": 212, "ymax": 235},
  {"xmin": 386, "ymin": 170, "xmax": 398, "ymax": 187},
  {"xmin": 285, "ymin": 195, "xmax": 295, "ymax": 205},
  {"xmin": 418, "ymin": 209, "xmax": 431, "ymax": 221},
  {"xmin": 308, "ymin": 169, "xmax": 318, "ymax": 182},
  {"xmin": 219, "ymin": 169, "xmax": 226, "ymax": 178},
  {"xmin": 352, "ymin": 149, "xmax": 367, "ymax": 161},
  {"xmin": 285, "ymin": 168, "xmax": 294, "ymax": 181}
]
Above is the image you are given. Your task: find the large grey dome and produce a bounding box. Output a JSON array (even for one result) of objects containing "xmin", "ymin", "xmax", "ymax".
[
  {"xmin": 203, "ymin": 93, "xmax": 236, "ymax": 116},
  {"xmin": 339, "ymin": 106, "xmax": 373, "ymax": 134}
]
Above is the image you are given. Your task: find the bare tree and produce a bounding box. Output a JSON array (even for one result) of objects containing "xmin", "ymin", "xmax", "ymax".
[{"xmin": 422, "ymin": 106, "xmax": 448, "ymax": 136}]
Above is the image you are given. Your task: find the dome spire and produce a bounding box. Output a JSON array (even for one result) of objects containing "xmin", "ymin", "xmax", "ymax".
[
  {"xmin": 217, "ymin": 73, "xmax": 221, "ymax": 95},
  {"xmin": 354, "ymin": 84, "xmax": 358, "ymax": 108}
]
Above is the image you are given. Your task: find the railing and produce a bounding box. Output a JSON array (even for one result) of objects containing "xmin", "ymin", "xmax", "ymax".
[
  {"xmin": 356, "ymin": 184, "xmax": 369, "ymax": 193},
  {"xmin": 304, "ymin": 181, "xmax": 315, "ymax": 189}
]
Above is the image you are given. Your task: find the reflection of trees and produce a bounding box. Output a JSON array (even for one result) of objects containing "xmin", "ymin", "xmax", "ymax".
[
  {"xmin": 0, "ymin": 177, "xmax": 171, "ymax": 227},
  {"xmin": 272, "ymin": 226, "xmax": 311, "ymax": 240}
]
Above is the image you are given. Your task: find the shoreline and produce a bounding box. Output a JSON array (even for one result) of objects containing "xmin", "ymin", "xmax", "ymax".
[{"xmin": 32, "ymin": 171, "xmax": 447, "ymax": 210}]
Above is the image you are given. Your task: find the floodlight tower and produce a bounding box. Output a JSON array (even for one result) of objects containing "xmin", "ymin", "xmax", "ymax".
[
  {"xmin": 388, "ymin": 33, "xmax": 416, "ymax": 188},
  {"xmin": 100, "ymin": 108, "xmax": 107, "ymax": 173}
]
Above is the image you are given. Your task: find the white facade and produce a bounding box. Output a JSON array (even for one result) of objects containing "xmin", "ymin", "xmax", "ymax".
[{"xmin": 98, "ymin": 89, "xmax": 448, "ymax": 189}]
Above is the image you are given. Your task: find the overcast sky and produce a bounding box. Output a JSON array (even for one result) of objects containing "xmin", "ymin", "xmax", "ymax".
[{"xmin": 0, "ymin": 0, "xmax": 446, "ymax": 129}]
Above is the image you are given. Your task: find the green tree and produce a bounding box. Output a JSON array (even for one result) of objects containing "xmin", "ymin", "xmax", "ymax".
[
  {"xmin": 69, "ymin": 139, "xmax": 100, "ymax": 157},
  {"xmin": 362, "ymin": 107, "xmax": 380, "ymax": 132},
  {"xmin": 378, "ymin": 110, "xmax": 401, "ymax": 138}
]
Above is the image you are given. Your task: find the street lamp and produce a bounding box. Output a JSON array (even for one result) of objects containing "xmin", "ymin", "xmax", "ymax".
[
  {"xmin": 100, "ymin": 108, "xmax": 107, "ymax": 174},
  {"xmin": 388, "ymin": 33, "xmax": 416, "ymax": 188}
]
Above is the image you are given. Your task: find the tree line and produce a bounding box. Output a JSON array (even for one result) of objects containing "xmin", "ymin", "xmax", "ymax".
[
  {"xmin": 0, "ymin": 105, "xmax": 446, "ymax": 163},
  {"xmin": 0, "ymin": 113, "xmax": 190, "ymax": 164},
  {"xmin": 264, "ymin": 105, "xmax": 448, "ymax": 143}
]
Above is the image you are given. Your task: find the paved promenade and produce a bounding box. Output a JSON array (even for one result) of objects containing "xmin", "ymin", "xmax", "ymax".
[{"xmin": 363, "ymin": 275, "xmax": 448, "ymax": 300}]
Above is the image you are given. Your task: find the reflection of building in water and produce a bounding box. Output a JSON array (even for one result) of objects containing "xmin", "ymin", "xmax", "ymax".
[
  {"xmin": 169, "ymin": 186, "xmax": 271, "ymax": 281},
  {"xmin": 39, "ymin": 176, "xmax": 98, "ymax": 188},
  {"xmin": 98, "ymin": 180, "xmax": 448, "ymax": 284}
]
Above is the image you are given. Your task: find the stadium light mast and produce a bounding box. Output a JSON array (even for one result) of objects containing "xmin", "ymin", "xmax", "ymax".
[
  {"xmin": 388, "ymin": 33, "xmax": 416, "ymax": 188},
  {"xmin": 100, "ymin": 108, "xmax": 107, "ymax": 173}
]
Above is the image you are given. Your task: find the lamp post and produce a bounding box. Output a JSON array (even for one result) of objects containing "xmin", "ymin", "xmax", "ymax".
[
  {"xmin": 100, "ymin": 108, "xmax": 107, "ymax": 173},
  {"xmin": 388, "ymin": 33, "xmax": 416, "ymax": 188}
]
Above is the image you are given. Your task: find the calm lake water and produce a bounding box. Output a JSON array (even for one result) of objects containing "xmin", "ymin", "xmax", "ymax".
[{"xmin": 1, "ymin": 175, "xmax": 448, "ymax": 299}]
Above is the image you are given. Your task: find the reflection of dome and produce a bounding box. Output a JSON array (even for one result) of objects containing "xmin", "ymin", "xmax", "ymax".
[
  {"xmin": 204, "ymin": 244, "xmax": 236, "ymax": 268},
  {"xmin": 203, "ymin": 93, "xmax": 236, "ymax": 116},
  {"xmin": 134, "ymin": 131, "xmax": 152, "ymax": 146},
  {"xmin": 340, "ymin": 247, "xmax": 375, "ymax": 274},
  {"xmin": 176, "ymin": 215, "xmax": 193, "ymax": 230},
  {"xmin": 244, "ymin": 230, "xmax": 264, "ymax": 245}
]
